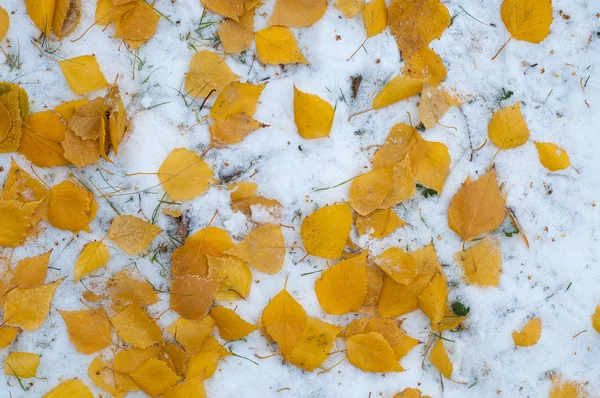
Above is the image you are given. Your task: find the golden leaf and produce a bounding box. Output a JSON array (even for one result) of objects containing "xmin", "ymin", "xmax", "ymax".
[
  {"xmin": 210, "ymin": 81, "xmax": 265, "ymax": 120},
  {"xmin": 293, "ymin": 85, "xmax": 335, "ymax": 139},
  {"xmin": 113, "ymin": 345, "xmax": 160, "ymax": 391},
  {"xmin": 535, "ymin": 142, "xmax": 571, "ymax": 171},
  {"xmin": 346, "ymin": 331, "xmax": 403, "ymax": 372},
  {"xmin": 269, "ymin": 0, "xmax": 326, "ymax": 27},
  {"xmin": 25, "ymin": 0, "xmax": 55, "ymax": 36},
  {"xmin": 200, "ymin": 0, "xmax": 245, "ymax": 20},
  {"xmin": 219, "ymin": 13, "xmax": 254, "ymax": 54},
  {"xmin": 4, "ymin": 352, "xmax": 40, "ymax": 378},
  {"xmin": 373, "ymin": 76, "xmax": 424, "ymax": 110},
  {"xmin": 43, "ymin": 379, "xmax": 94, "ymax": 398},
  {"xmin": 301, "ymin": 203, "xmax": 352, "ymax": 258},
  {"xmin": 164, "ymin": 376, "xmax": 206, "ymax": 398},
  {"xmin": 88, "ymin": 355, "xmax": 125, "ymax": 398},
  {"xmin": 336, "ymin": 0, "xmax": 363, "ymax": 18},
  {"xmin": 187, "ymin": 351, "xmax": 220, "ymax": 379},
  {"xmin": 59, "ymin": 309, "xmax": 112, "ymax": 354},
  {"xmin": 12, "ymin": 250, "xmax": 51, "ymax": 288},
  {"xmin": 500, "ymin": 0, "xmax": 553, "ymax": 43},
  {"xmin": 315, "ymin": 252, "xmax": 368, "ymax": 315},
  {"xmin": 107, "ymin": 270, "xmax": 159, "ymax": 311},
  {"xmin": 52, "ymin": 0, "xmax": 81, "ymax": 38},
  {"xmin": 417, "ymin": 272, "xmax": 447, "ymax": 326},
  {"xmin": 349, "ymin": 167, "xmax": 393, "ymax": 215},
  {"xmin": 172, "ymin": 227, "xmax": 234, "ymax": 277},
  {"xmin": 364, "ymin": 318, "xmax": 419, "ymax": 360},
  {"xmin": 378, "ymin": 275, "xmax": 432, "ymax": 318},
  {"xmin": 160, "ymin": 343, "xmax": 187, "ymax": 375},
  {"xmin": 592, "ymin": 305, "xmax": 600, "ymax": 334},
  {"xmin": 456, "ymin": 237, "xmax": 502, "ymax": 287},
  {"xmin": 0, "ymin": 87, "xmax": 23, "ymax": 153},
  {"xmin": 0, "ymin": 200, "xmax": 39, "ymax": 247},
  {"xmin": 58, "ymin": 55, "xmax": 110, "ymax": 95},
  {"xmin": 48, "ymin": 180, "xmax": 96, "ymax": 232},
  {"xmin": 0, "ymin": 7, "xmax": 9, "ymax": 41},
  {"xmin": 0, "ymin": 327, "xmax": 19, "ymax": 348},
  {"xmin": 488, "ymin": 103, "xmax": 530, "ymax": 149},
  {"xmin": 289, "ymin": 317, "xmax": 342, "ymax": 371},
  {"xmin": 388, "ymin": 0, "xmax": 450, "ymax": 57},
  {"xmin": 255, "ymin": 26, "xmax": 308, "ymax": 65},
  {"xmin": 129, "ymin": 357, "xmax": 182, "ymax": 396},
  {"xmin": 262, "ymin": 288, "xmax": 307, "ymax": 359},
  {"xmin": 54, "ymin": 98, "xmax": 87, "ymax": 122},
  {"xmin": 62, "ymin": 128, "xmax": 101, "ymax": 167},
  {"xmin": 374, "ymin": 247, "xmax": 417, "ymax": 285},
  {"xmin": 429, "ymin": 338, "xmax": 452, "ymax": 379},
  {"xmin": 447, "ymin": 168, "xmax": 506, "ymax": 241},
  {"xmin": 420, "ymin": 84, "xmax": 450, "ymax": 129},
  {"xmin": 226, "ymin": 224, "xmax": 285, "ymax": 274},
  {"xmin": 158, "ymin": 148, "xmax": 214, "ymax": 201},
  {"xmin": 108, "ymin": 215, "xmax": 161, "ymax": 255},
  {"xmin": 185, "ymin": 50, "xmax": 240, "ymax": 99},
  {"xmin": 360, "ymin": 267, "xmax": 383, "ymax": 314},
  {"xmin": 207, "ymin": 255, "xmax": 252, "ymax": 301},
  {"xmin": 170, "ymin": 275, "xmax": 218, "ymax": 320},
  {"xmin": 167, "ymin": 316, "xmax": 215, "ymax": 352},
  {"xmin": 210, "ymin": 114, "xmax": 267, "ymax": 146},
  {"xmin": 549, "ymin": 376, "xmax": 586, "ymax": 398},
  {"xmin": 356, "ymin": 208, "xmax": 407, "ymax": 238},
  {"xmin": 512, "ymin": 317, "xmax": 541, "ymax": 347},
  {"xmin": 4, "ymin": 279, "xmax": 61, "ymax": 330},
  {"xmin": 115, "ymin": 1, "xmax": 159, "ymax": 49},
  {"xmin": 229, "ymin": 181, "xmax": 280, "ymax": 217},
  {"xmin": 68, "ymin": 98, "xmax": 105, "ymax": 140},
  {"xmin": 2, "ymin": 158, "xmax": 47, "ymax": 203},
  {"xmin": 210, "ymin": 306, "xmax": 258, "ymax": 340},
  {"xmin": 110, "ymin": 305, "xmax": 163, "ymax": 348},
  {"xmin": 19, "ymin": 115, "xmax": 70, "ymax": 168},
  {"xmin": 393, "ymin": 388, "xmax": 424, "ymax": 398},
  {"xmin": 362, "ymin": 0, "xmax": 387, "ymax": 38},
  {"xmin": 403, "ymin": 47, "xmax": 447, "ymax": 86},
  {"xmin": 74, "ymin": 241, "xmax": 110, "ymax": 282}
]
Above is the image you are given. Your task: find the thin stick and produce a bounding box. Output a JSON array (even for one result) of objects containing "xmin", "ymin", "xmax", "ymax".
[
  {"xmin": 348, "ymin": 107, "xmax": 373, "ymax": 121},
  {"xmin": 347, "ymin": 38, "xmax": 367, "ymax": 61},
  {"xmin": 491, "ymin": 37, "xmax": 512, "ymax": 61},
  {"xmin": 317, "ymin": 357, "xmax": 346, "ymax": 375}
]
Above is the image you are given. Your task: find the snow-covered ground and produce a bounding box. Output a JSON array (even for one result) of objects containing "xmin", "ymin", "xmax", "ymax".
[{"xmin": 1, "ymin": 0, "xmax": 600, "ymax": 396}]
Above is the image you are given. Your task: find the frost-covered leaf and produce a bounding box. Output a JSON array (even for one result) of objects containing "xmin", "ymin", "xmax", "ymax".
[
  {"xmin": 170, "ymin": 275, "xmax": 218, "ymax": 320},
  {"xmin": 108, "ymin": 215, "xmax": 161, "ymax": 255},
  {"xmin": 4, "ymin": 279, "xmax": 61, "ymax": 330},
  {"xmin": 456, "ymin": 237, "xmax": 502, "ymax": 287},
  {"xmin": 110, "ymin": 305, "xmax": 163, "ymax": 348},
  {"xmin": 269, "ymin": 0, "xmax": 326, "ymax": 27},
  {"xmin": 225, "ymin": 224, "xmax": 285, "ymax": 274},
  {"xmin": 129, "ymin": 357, "xmax": 182, "ymax": 396},
  {"xmin": 185, "ymin": 50, "xmax": 240, "ymax": 99}
]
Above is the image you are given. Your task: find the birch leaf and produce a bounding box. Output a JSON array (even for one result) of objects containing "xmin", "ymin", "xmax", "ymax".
[
  {"xmin": 58, "ymin": 55, "xmax": 110, "ymax": 95},
  {"xmin": 158, "ymin": 148, "xmax": 214, "ymax": 201},
  {"xmin": 210, "ymin": 82, "xmax": 265, "ymax": 120},
  {"xmin": 289, "ymin": 317, "xmax": 342, "ymax": 371},
  {"xmin": 403, "ymin": 47, "xmax": 447, "ymax": 86},
  {"xmin": 269, "ymin": 0, "xmax": 326, "ymax": 27},
  {"xmin": 225, "ymin": 224, "xmax": 285, "ymax": 274},
  {"xmin": 429, "ymin": 338, "xmax": 452, "ymax": 379},
  {"xmin": 535, "ymin": 142, "xmax": 571, "ymax": 171},
  {"xmin": 255, "ymin": 26, "xmax": 309, "ymax": 65},
  {"xmin": 420, "ymin": 84, "xmax": 450, "ymax": 129},
  {"xmin": 355, "ymin": 208, "xmax": 407, "ymax": 238},
  {"xmin": 74, "ymin": 241, "xmax": 110, "ymax": 282},
  {"xmin": 185, "ymin": 50, "xmax": 240, "ymax": 99},
  {"xmin": 108, "ymin": 215, "xmax": 162, "ymax": 255},
  {"xmin": 43, "ymin": 380, "xmax": 93, "ymax": 398},
  {"xmin": 129, "ymin": 358, "xmax": 182, "ymax": 396},
  {"xmin": 301, "ymin": 203, "xmax": 352, "ymax": 258},
  {"xmin": 0, "ymin": 7, "xmax": 9, "ymax": 41},
  {"xmin": 362, "ymin": 0, "xmax": 387, "ymax": 38},
  {"xmin": 0, "ymin": 200, "xmax": 38, "ymax": 247},
  {"xmin": 170, "ymin": 275, "xmax": 218, "ymax": 320},
  {"xmin": 110, "ymin": 305, "xmax": 163, "ymax": 348},
  {"xmin": 262, "ymin": 288, "xmax": 307, "ymax": 359},
  {"xmin": 417, "ymin": 272, "xmax": 447, "ymax": 326},
  {"xmin": 456, "ymin": 237, "xmax": 502, "ymax": 287},
  {"xmin": 59, "ymin": 309, "xmax": 113, "ymax": 354},
  {"xmin": 4, "ymin": 279, "xmax": 62, "ymax": 330},
  {"xmin": 48, "ymin": 181, "xmax": 97, "ymax": 232},
  {"xmin": 4, "ymin": 352, "xmax": 40, "ymax": 378},
  {"xmin": 115, "ymin": 1, "xmax": 159, "ymax": 49},
  {"xmin": 13, "ymin": 251, "xmax": 51, "ymax": 288},
  {"xmin": 512, "ymin": 317, "xmax": 542, "ymax": 347},
  {"xmin": 349, "ymin": 167, "xmax": 393, "ymax": 215},
  {"xmin": 374, "ymin": 247, "xmax": 417, "ymax": 285},
  {"xmin": 373, "ymin": 76, "xmax": 424, "ymax": 110},
  {"xmin": 210, "ymin": 306, "xmax": 258, "ymax": 340},
  {"xmin": 207, "ymin": 255, "xmax": 252, "ymax": 301},
  {"xmin": 500, "ymin": 0, "xmax": 553, "ymax": 43},
  {"xmin": 293, "ymin": 86, "xmax": 335, "ymax": 139},
  {"xmin": 336, "ymin": 0, "xmax": 363, "ymax": 18},
  {"xmin": 488, "ymin": 103, "xmax": 530, "ymax": 149},
  {"xmin": 167, "ymin": 316, "xmax": 215, "ymax": 352},
  {"xmin": 346, "ymin": 331, "xmax": 403, "ymax": 372},
  {"xmin": 164, "ymin": 376, "xmax": 206, "ymax": 398}
]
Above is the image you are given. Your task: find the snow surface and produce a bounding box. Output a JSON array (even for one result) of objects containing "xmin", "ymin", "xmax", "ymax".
[{"xmin": 1, "ymin": 0, "xmax": 600, "ymax": 396}]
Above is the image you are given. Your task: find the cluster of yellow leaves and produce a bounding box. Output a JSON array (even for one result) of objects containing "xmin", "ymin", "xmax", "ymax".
[
  {"xmin": 95, "ymin": 0, "xmax": 160, "ymax": 49},
  {"xmin": 25, "ymin": 0, "xmax": 81, "ymax": 37}
]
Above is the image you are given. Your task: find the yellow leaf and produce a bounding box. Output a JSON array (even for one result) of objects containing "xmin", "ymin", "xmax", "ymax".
[
  {"xmin": 207, "ymin": 255, "xmax": 252, "ymax": 301},
  {"xmin": 535, "ymin": 142, "xmax": 571, "ymax": 171},
  {"xmin": 456, "ymin": 237, "xmax": 502, "ymax": 287},
  {"xmin": 301, "ymin": 203, "xmax": 352, "ymax": 258},
  {"xmin": 170, "ymin": 275, "xmax": 218, "ymax": 320},
  {"xmin": 59, "ymin": 309, "xmax": 112, "ymax": 354},
  {"xmin": 549, "ymin": 376, "xmax": 586, "ymax": 398},
  {"xmin": 13, "ymin": 250, "xmax": 51, "ymax": 288},
  {"xmin": 262, "ymin": 288, "xmax": 307, "ymax": 359},
  {"xmin": 592, "ymin": 305, "xmax": 600, "ymax": 334},
  {"xmin": 210, "ymin": 113, "xmax": 267, "ymax": 146},
  {"xmin": 219, "ymin": 15, "xmax": 254, "ymax": 54},
  {"xmin": 115, "ymin": 1, "xmax": 159, "ymax": 49},
  {"xmin": 420, "ymin": 84, "xmax": 450, "ymax": 129},
  {"xmin": 349, "ymin": 167, "xmax": 392, "ymax": 215},
  {"xmin": 293, "ymin": 85, "xmax": 334, "ymax": 139},
  {"xmin": 58, "ymin": 55, "xmax": 110, "ymax": 95},
  {"xmin": 403, "ymin": 46, "xmax": 447, "ymax": 86},
  {"xmin": 54, "ymin": 98, "xmax": 87, "ymax": 122},
  {"xmin": 355, "ymin": 208, "xmax": 407, "ymax": 238},
  {"xmin": 255, "ymin": 26, "xmax": 309, "ymax": 65},
  {"xmin": 48, "ymin": 180, "xmax": 96, "ymax": 232},
  {"xmin": 200, "ymin": 335, "xmax": 231, "ymax": 359},
  {"xmin": 25, "ymin": 0, "xmax": 55, "ymax": 36},
  {"xmin": 488, "ymin": 103, "xmax": 530, "ymax": 149},
  {"xmin": 336, "ymin": 0, "xmax": 364, "ymax": 18},
  {"xmin": 210, "ymin": 306, "xmax": 258, "ymax": 340},
  {"xmin": 108, "ymin": 215, "xmax": 161, "ymax": 255},
  {"xmin": 0, "ymin": 327, "xmax": 19, "ymax": 348},
  {"xmin": 417, "ymin": 272, "xmax": 447, "ymax": 326},
  {"xmin": 413, "ymin": 243, "xmax": 443, "ymax": 277},
  {"xmin": 364, "ymin": 318, "xmax": 419, "ymax": 360},
  {"xmin": 374, "ymin": 247, "xmax": 417, "ymax": 285},
  {"xmin": 52, "ymin": 0, "xmax": 81, "ymax": 38},
  {"xmin": 289, "ymin": 317, "xmax": 342, "ymax": 371},
  {"xmin": 4, "ymin": 279, "xmax": 61, "ymax": 330},
  {"xmin": 435, "ymin": 309, "xmax": 468, "ymax": 332},
  {"xmin": 347, "ymin": 331, "xmax": 403, "ymax": 372},
  {"xmin": 501, "ymin": 0, "xmax": 553, "ymax": 43},
  {"xmin": 105, "ymin": 86, "xmax": 128, "ymax": 155},
  {"xmin": 107, "ymin": 270, "xmax": 159, "ymax": 311},
  {"xmin": 362, "ymin": 0, "xmax": 387, "ymax": 38},
  {"xmin": 4, "ymin": 352, "xmax": 40, "ymax": 378},
  {"xmin": 378, "ymin": 275, "xmax": 428, "ymax": 318},
  {"xmin": 200, "ymin": 0, "xmax": 245, "ymax": 20},
  {"xmin": 164, "ymin": 376, "xmax": 206, "ymax": 398},
  {"xmin": 88, "ymin": 355, "xmax": 125, "ymax": 398},
  {"xmin": 380, "ymin": 159, "xmax": 416, "ymax": 209},
  {"xmin": 61, "ymin": 128, "xmax": 101, "ymax": 167},
  {"xmin": 167, "ymin": 316, "xmax": 215, "ymax": 352},
  {"xmin": 360, "ymin": 267, "xmax": 383, "ymax": 314},
  {"xmin": 373, "ymin": 76, "xmax": 424, "ymax": 110},
  {"xmin": 0, "ymin": 199, "xmax": 38, "ymax": 247},
  {"xmin": 512, "ymin": 317, "xmax": 542, "ymax": 347},
  {"xmin": 74, "ymin": 241, "xmax": 110, "ymax": 282},
  {"xmin": 0, "ymin": 7, "xmax": 9, "ymax": 41},
  {"xmin": 187, "ymin": 350, "xmax": 220, "ymax": 379},
  {"xmin": 429, "ymin": 338, "xmax": 452, "ymax": 379},
  {"xmin": 113, "ymin": 345, "xmax": 160, "ymax": 391},
  {"xmin": 129, "ymin": 357, "xmax": 182, "ymax": 396},
  {"xmin": 210, "ymin": 81, "xmax": 265, "ymax": 120},
  {"xmin": 185, "ymin": 50, "xmax": 240, "ymax": 99},
  {"xmin": 388, "ymin": 0, "xmax": 450, "ymax": 57},
  {"xmin": 315, "ymin": 252, "xmax": 368, "ymax": 315},
  {"xmin": 229, "ymin": 181, "xmax": 280, "ymax": 217},
  {"xmin": 172, "ymin": 227, "xmax": 234, "ymax": 277},
  {"xmin": 160, "ymin": 343, "xmax": 187, "ymax": 375},
  {"xmin": 158, "ymin": 148, "xmax": 214, "ymax": 201},
  {"xmin": 68, "ymin": 98, "xmax": 105, "ymax": 140},
  {"xmin": 269, "ymin": 0, "xmax": 326, "ymax": 27},
  {"xmin": 2, "ymin": 158, "xmax": 48, "ymax": 203},
  {"xmin": 110, "ymin": 305, "xmax": 163, "ymax": 348},
  {"xmin": 393, "ymin": 388, "xmax": 424, "ymax": 398},
  {"xmin": 19, "ymin": 117, "xmax": 70, "ymax": 168},
  {"xmin": 226, "ymin": 224, "xmax": 285, "ymax": 274},
  {"xmin": 43, "ymin": 379, "xmax": 93, "ymax": 398},
  {"xmin": 447, "ymin": 168, "xmax": 506, "ymax": 241}
]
